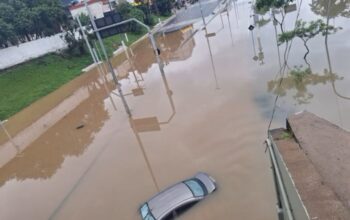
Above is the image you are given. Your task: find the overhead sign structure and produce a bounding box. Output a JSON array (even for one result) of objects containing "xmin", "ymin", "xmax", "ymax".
[{"xmin": 94, "ymin": 11, "xmax": 130, "ymax": 38}]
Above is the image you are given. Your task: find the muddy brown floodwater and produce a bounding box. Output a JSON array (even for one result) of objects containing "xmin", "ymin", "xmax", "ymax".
[{"xmin": 1, "ymin": 0, "xmax": 350, "ymax": 219}]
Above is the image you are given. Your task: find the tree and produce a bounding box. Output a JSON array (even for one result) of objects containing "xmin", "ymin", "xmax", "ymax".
[
  {"xmin": 0, "ymin": 0, "xmax": 70, "ymax": 48},
  {"xmin": 116, "ymin": 2, "xmax": 147, "ymax": 33},
  {"xmin": 128, "ymin": 8, "xmax": 146, "ymax": 34},
  {"xmin": 137, "ymin": 4, "xmax": 155, "ymax": 25},
  {"xmin": 0, "ymin": 3, "xmax": 15, "ymax": 23},
  {"xmin": 62, "ymin": 19, "xmax": 87, "ymax": 56},
  {"xmin": 310, "ymin": 0, "xmax": 350, "ymax": 18},
  {"xmin": 0, "ymin": 19, "xmax": 17, "ymax": 47},
  {"xmin": 117, "ymin": 2, "xmax": 133, "ymax": 19},
  {"xmin": 14, "ymin": 10, "xmax": 35, "ymax": 42},
  {"xmin": 278, "ymin": 19, "xmax": 339, "ymax": 67},
  {"xmin": 267, "ymin": 66, "xmax": 342, "ymax": 104},
  {"xmin": 156, "ymin": 0, "xmax": 173, "ymax": 16},
  {"xmin": 78, "ymin": 14, "xmax": 90, "ymax": 26},
  {"xmin": 255, "ymin": 0, "xmax": 294, "ymax": 13}
]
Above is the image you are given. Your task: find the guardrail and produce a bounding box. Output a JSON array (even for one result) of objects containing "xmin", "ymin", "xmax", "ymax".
[{"xmin": 266, "ymin": 133, "xmax": 310, "ymax": 220}]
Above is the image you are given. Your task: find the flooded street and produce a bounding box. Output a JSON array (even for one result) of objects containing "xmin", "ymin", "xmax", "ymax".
[{"xmin": 1, "ymin": 0, "xmax": 350, "ymax": 219}]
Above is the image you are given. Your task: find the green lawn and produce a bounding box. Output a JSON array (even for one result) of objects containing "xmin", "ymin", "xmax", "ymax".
[
  {"xmin": 0, "ymin": 54, "xmax": 91, "ymax": 120},
  {"xmin": 0, "ymin": 15, "xmax": 171, "ymax": 120},
  {"xmin": 99, "ymin": 31, "xmax": 147, "ymax": 57},
  {"xmin": 0, "ymin": 31, "xmax": 147, "ymax": 120}
]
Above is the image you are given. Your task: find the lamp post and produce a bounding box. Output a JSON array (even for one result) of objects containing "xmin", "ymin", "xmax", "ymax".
[
  {"xmin": 83, "ymin": 0, "xmax": 131, "ymax": 117},
  {"xmin": 0, "ymin": 120, "xmax": 19, "ymax": 151}
]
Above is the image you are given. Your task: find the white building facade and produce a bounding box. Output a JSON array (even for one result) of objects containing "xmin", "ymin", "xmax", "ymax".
[{"xmin": 69, "ymin": 0, "xmax": 118, "ymax": 19}]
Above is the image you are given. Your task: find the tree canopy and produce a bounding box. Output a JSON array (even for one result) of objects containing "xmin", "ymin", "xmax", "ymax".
[
  {"xmin": 0, "ymin": 0, "xmax": 69, "ymax": 48},
  {"xmin": 255, "ymin": 0, "xmax": 294, "ymax": 13},
  {"xmin": 278, "ymin": 19, "xmax": 339, "ymax": 67},
  {"xmin": 310, "ymin": 0, "xmax": 350, "ymax": 18}
]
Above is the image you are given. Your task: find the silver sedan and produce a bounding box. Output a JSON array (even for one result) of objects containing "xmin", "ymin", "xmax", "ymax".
[{"xmin": 140, "ymin": 172, "xmax": 217, "ymax": 220}]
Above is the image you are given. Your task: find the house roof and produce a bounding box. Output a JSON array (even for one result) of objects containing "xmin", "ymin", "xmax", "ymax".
[{"xmin": 68, "ymin": 0, "xmax": 109, "ymax": 10}]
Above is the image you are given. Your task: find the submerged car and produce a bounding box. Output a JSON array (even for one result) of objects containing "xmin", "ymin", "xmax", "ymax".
[{"xmin": 140, "ymin": 172, "xmax": 217, "ymax": 220}]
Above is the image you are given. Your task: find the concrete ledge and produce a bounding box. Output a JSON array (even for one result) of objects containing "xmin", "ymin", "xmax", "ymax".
[
  {"xmin": 287, "ymin": 111, "xmax": 350, "ymax": 213},
  {"xmin": 269, "ymin": 111, "xmax": 350, "ymax": 220},
  {"xmin": 82, "ymin": 62, "xmax": 101, "ymax": 72},
  {"xmin": 112, "ymin": 46, "xmax": 124, "ymax": 57}
]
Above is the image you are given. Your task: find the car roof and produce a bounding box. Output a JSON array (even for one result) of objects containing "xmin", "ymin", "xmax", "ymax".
[{"xmin": 147, "ymin": 182, "xmax": 194, "ymax": 219}]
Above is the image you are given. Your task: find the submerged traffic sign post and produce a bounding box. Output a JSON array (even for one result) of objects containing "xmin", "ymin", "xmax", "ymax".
[{"xmin": 83, "ymin": 0, "xmax": 131, "ymax": 117}]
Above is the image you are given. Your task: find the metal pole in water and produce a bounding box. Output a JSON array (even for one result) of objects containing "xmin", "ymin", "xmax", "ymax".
[
  {"xmin": 130, "ymin": 119, "xmax": 160, "ymax": 192},
  {"xmin": 204, "ymin": 28, "xmax": 219, "ymax": 89},
  {"xmin": 250, "ymin": 30, "xmax": 257, "ymax": 59},
  {"xmin": 198, "ymin": 0, "xmax": 207, "ymax": 26},
  {"xmin": 148, "ymin": 32, "xmax": 165, "ymax": 76},
  {"xmin": 124, "ymin": 33, "xmax": 129, "ymax": 42},
  {"xmin": 83, "ymin": 0, "xmax": 131, "ymax": 117},
  {"xmin": 273, "ymin": 11, "xmax": 282, "ymax": 70},
  {"xmin": 93, "ymin": 41, "xmax": 109, "ymax": 77},
  {"xmin": 122, "ymin": 41, "xmax": 141, "ymax": 88},
  {"xmin": 0, "ymin": 120, "xmax": 19, "ymax": 151},
  {"xmin": 226, "ymin": 9, "xmax": 234, "ymax": 46},
  {"xmin": 220, "ymin": 12, "xmax": 224, "ymax": 28},
  {"xmin": 233, "ymin": 0, "xmax": 239, "ymax": 26},
  {"xmin": 92, "ymin": 48, "xmax": 118, "ymax": 111}
]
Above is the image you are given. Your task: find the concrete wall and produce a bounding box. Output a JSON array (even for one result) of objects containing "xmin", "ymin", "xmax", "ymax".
[{"xmin": 0, "ymin": 34, "xmax": 67, "ymax": 70}]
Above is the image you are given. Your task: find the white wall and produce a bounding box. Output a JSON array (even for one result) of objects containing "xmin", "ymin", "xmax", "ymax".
[{"xmin": 0, "ymin": 34, "xmax": 67, "ymax": 70}]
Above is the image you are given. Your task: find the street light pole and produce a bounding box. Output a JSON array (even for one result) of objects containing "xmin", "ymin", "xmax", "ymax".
[
  {"xmin": 83, "ymin": 0, "xmax": 131, "ymax": 117},
  {"xmin": 84, "ymin": 14, "xmax": 166, "ymax": 96},
  {"xmin": 198, "ymin": 0, "xmax": 207, "ymax": 26},
  {"xmin": 0, "ymin": 120, "xmax": 19, "ymax": 151}
]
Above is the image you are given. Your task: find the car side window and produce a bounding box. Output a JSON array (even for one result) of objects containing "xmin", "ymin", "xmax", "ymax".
[
  {"xmin": 140, "ymin": 204, "xmax": 149, "ymax": 218},
  {"xmin": 144, "ymin": 215, "xmax": 155, "ymax": 220},
  {"xmin": 184, "ymin": 179, "xmax": 205, "ymax": 197},
  {"xmin": 140, "ymin": 204, "xmax": 155, "ymax": 220}
]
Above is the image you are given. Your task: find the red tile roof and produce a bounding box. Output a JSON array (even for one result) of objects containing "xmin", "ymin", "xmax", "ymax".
[{"xmin": 69, "ymin": 0, "xmax": 109, "ymax": 10}]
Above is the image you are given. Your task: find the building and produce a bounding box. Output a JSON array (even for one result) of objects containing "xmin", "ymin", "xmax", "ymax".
[{"xmin": 65, "ymin": 0, "xmax": 118, "ymax": 19}]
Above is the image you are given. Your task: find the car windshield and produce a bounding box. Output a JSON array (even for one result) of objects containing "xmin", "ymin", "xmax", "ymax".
[
  {"xmin": 184, "ymin": 179, "xmax": 205, "ymax": 197},
  {"xmin": 140, "ymin": 204, "xmax": 155, "ymax": 220},
  {"xmin": 140, "ymin": 204, "xmax": 149, "ymax": 218},
  {"xmin": 144, "ymin": 215, "xmax": 155, "ymax": 220}
]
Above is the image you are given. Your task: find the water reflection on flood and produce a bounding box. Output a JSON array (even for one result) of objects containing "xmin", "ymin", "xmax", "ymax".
[
  {"xmin": 0, "ymin": 71, "xmax": 114, "ymax": 186},
  {"xmin": 1, "ymin": 0, "xmax": 350, "ymax": 220},
  {"xmin": 251, "ymin": 0, "xmax": 350, "ymax": 129},
  {"xmin": 267, "ymin": 67, "xmax": 343, "ymax": 104}
]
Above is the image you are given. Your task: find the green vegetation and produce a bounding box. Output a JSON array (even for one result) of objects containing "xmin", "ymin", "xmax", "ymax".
[
  {"xmin": 0, "ymin": 0, "xmax": 69, "ymax": 48},
  {"xmin": 99, "ymin": 31, "xmax": 147, "ymax": 57},
  {"xmin": 280, "ymin": 131, "xmax": 292, "ymax": 139},
  {"xmin": 0, "ymin": 54, "xmax": 91, "ymax": 120},
  {"xmin": 156, "ymin": 0, "xmax": 173, "ymax": 16},
  {"xmin": 278, "ymin": 19, "xmax": 339, "ymax": 44},
  {"xmin": 278, "ymin": 19, "xmax": 339, "ymax": 67},
  {"xmin": 0, "ymin": 0, "xmax": 173, "ymax": 120},
  {"xmin": 0, "ymin": 30, "xmax": 148, "ymax": 120},
  {"xmin": 255, "ymin": 0, "xmax": 294, "ymax": 13},
  {"xmin": 289, "ymin": 66, "xmax": 312, "ymax": 83},
  {"xmin": 267, "ymin": 66, "xmax": 343, "ymax": 104},
  {"xmin": 310, "ymin": 0, "xmax": 350, "ymax": 18}
]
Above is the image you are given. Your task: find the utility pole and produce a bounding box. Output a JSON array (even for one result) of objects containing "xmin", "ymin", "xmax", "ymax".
[
  {"xmin": 0, "ymin": 120, "xmax": 19, "ymax": 151},
  {"xmin": 83, "ymin": 0, "xmax": 131, "ymax": 117}
]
